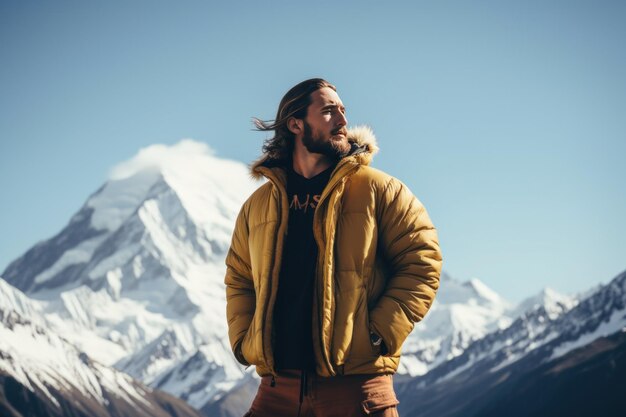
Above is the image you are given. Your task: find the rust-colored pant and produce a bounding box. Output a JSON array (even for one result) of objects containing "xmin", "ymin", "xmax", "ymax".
[{"xmin": 244, "ymin": 369, "xmax": 400, "ymax": 417}]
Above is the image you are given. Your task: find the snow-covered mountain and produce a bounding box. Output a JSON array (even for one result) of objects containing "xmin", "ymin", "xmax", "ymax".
[
  {"xmin": 1, "ymin": 140, "xmax": 261, "ymax": 411},
  {"xmin": 395, "ymin": 269, "xmax": 626, "ymax": 417}
]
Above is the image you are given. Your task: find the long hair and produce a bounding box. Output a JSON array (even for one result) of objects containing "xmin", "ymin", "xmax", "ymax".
[{"xmin": 253, "ymin": 78, "xmax": 336, "ymax": 161}]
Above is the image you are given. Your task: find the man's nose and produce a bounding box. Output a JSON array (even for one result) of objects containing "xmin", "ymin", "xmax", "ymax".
[{"xmin": 337, "ymin": 111, "xmax": 348, "ymax": 127}]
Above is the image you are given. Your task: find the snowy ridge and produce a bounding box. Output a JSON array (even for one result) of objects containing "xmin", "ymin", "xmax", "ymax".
[
  {"xmin": 0, "ymin": 307, "xmax": 148, "ymax": 408},
  {"xmin": 0, "ymin": 278, "xmax": 44, "ymax": 321},
  {"xmin": 545, "ymin": 269, "xmax": 626, "ymax": 361},
  {"xmin": 151, "ymin": 339, "xmax": 247, "ymax": 408},
  {"xmin": 0, "ymin": 305, "xmax": 203, "ymax": 417},
  {"xmin": 116, "ymin": 325, "xmax": 198, "ymax": 385},
  {"xmin": 403, "ymin": 270, "xmax": 624, "ymax": 389}
]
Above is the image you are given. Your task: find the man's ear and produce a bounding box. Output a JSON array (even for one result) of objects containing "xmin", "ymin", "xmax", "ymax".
[{"xmin": 287, "ymin": 117, "xmax": 303, "ymax": 135}]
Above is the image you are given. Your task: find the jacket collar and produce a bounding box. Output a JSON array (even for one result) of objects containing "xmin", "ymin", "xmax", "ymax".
[{"xmin": 250, "ymin": 125, "xmax": 379, "ymax": 181}]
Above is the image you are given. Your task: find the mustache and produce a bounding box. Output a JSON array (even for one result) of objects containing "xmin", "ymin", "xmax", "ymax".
[{"xmin": 332, "ymin": 127, "xmax": 348, "ymax": 136}]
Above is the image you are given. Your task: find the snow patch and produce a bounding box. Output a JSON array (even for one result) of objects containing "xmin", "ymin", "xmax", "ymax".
[{"xmin": 549, "ymin": 308, "xmax": 626, "ymax": 361}]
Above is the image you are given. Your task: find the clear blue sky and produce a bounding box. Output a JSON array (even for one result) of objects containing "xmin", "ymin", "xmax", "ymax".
[{"xmin": 1, "ymin": 0, "xmax": 624, "ymax": 303}]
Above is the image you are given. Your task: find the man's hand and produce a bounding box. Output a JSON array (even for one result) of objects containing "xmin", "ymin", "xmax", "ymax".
[
  {"xmin": 370, "ymin": 332, "xmax": 383, "ymax": 346},
  {"xmin": 370, "ymin": 332, "xmax": 388, "ymax": 355}
]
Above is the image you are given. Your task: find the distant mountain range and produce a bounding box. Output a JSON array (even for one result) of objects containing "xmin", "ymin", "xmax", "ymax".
[
  {"xmin": 396, "ymin": 270, "xmax": 626, "ymax": 417},
  {"xmin": 1, "ymin": 140, "xmax": 623, "ymax": 416}
]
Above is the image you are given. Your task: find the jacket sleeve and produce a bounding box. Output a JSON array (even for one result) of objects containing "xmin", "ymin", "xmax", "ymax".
[
  {"xmin": 368, "ymin": 178, "xmax": 442, "ymax": 356},
  {"xmin": 224, "ymin": 202, "xmax": 255, "ymax": 366}
]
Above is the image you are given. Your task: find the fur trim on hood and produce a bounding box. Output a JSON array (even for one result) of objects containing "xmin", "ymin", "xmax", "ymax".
[{"xmin": 250, "ymin": 125, "xmax": 379, "ymax": 179}]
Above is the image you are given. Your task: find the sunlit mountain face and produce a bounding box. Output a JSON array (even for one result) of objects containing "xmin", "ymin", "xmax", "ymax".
[{"xmin": 1, "ymin": 140, "xmax": 261, "ymax": 413}]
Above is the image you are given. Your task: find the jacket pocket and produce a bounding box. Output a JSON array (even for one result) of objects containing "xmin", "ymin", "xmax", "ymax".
[
  {"xmin": 361, "ymin": 391, "xmax": 400, "ymax": 415},
  {"xmin": 346, "ymin": 288, "xmax": 375, "ymax": 359},
  {"xmin": 241, "ymin": 318, "xmax": 260, "ymax": 366},
  {"xmin": 233, "ymin": 339, "xmax": 250, "ymax": 366},
  {"xmin": 365, "ymin": 297, "xmax": 387, "ymax": 358}
]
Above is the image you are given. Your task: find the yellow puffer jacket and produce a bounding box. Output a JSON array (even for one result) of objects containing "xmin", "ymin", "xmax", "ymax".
[{"xmin": 225, "ymin": 126, "xmax": 442, "ymax": 377}]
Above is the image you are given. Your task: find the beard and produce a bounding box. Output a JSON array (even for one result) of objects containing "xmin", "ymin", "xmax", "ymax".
[{"xmin": 301, "ymin": 121, "xmax": 351, "ymax": 159}]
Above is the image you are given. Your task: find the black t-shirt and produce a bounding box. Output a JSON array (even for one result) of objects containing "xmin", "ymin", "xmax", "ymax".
[{"xmin": 273, "ymin": 163, "xmax": 334, "ymax": 371}]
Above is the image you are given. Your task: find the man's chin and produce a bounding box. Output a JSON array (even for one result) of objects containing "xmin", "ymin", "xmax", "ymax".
[
  {"xmin": 333, "ymin": 140, "xmax": 352, "ymax": 158},
  {"xmin": 330, "ymin": 136, "xmax": 350, "ymax": 151}
]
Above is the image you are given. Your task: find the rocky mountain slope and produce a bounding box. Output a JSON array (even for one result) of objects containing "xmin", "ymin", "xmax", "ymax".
[{"xmin": 0, "ymin": 304, "xmax": 203, "ymax": 417}]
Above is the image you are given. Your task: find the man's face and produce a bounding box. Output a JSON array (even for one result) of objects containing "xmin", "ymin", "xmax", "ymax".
[{"xmin": 299, "ymin": 87, "xmax": 350, "ymax": 159}]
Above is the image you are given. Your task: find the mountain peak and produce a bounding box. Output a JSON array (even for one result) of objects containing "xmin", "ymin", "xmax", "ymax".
[
  {"xmin": 513, "ymin": 286, "xmax": 577, "ymax": 319},
  {"xmin": 2, "ymin": 139, "xmax": 259, "ymax": 297},
  {"xmin": 108, "ymin": 140, "xmax": 216, "ymax": 182},
  {"xmin": 87, "ymin": 139, "xmax": 257, "ymax": 232},
  {"xmin": 465, "ymin": 278, "xmax": 506, "ymax": 305}
]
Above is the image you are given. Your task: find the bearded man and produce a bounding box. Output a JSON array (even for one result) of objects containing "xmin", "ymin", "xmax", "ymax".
[{"xmin": 225, "ymin": 78, "xmax": 442, "ymax": 417}]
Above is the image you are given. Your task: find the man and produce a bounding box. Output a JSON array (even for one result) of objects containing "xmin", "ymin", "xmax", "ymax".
[{"xmin": 225, "ymin": 78, "xmax": 442, "ymax": 417}]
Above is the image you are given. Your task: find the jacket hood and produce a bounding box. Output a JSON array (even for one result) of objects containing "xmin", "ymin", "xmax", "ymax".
[{"xmin": 250, "ymin": 125, "xmax": 379, "ymax": 180}]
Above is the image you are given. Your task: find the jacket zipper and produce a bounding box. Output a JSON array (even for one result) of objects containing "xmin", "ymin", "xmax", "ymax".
[
  {"xmin": 312, "ymin": 162, "xmax": 359, "ymax": 375},
  {"xmin": 259, "ymin": 168, "xmax": 289, "ymax": 377}
]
